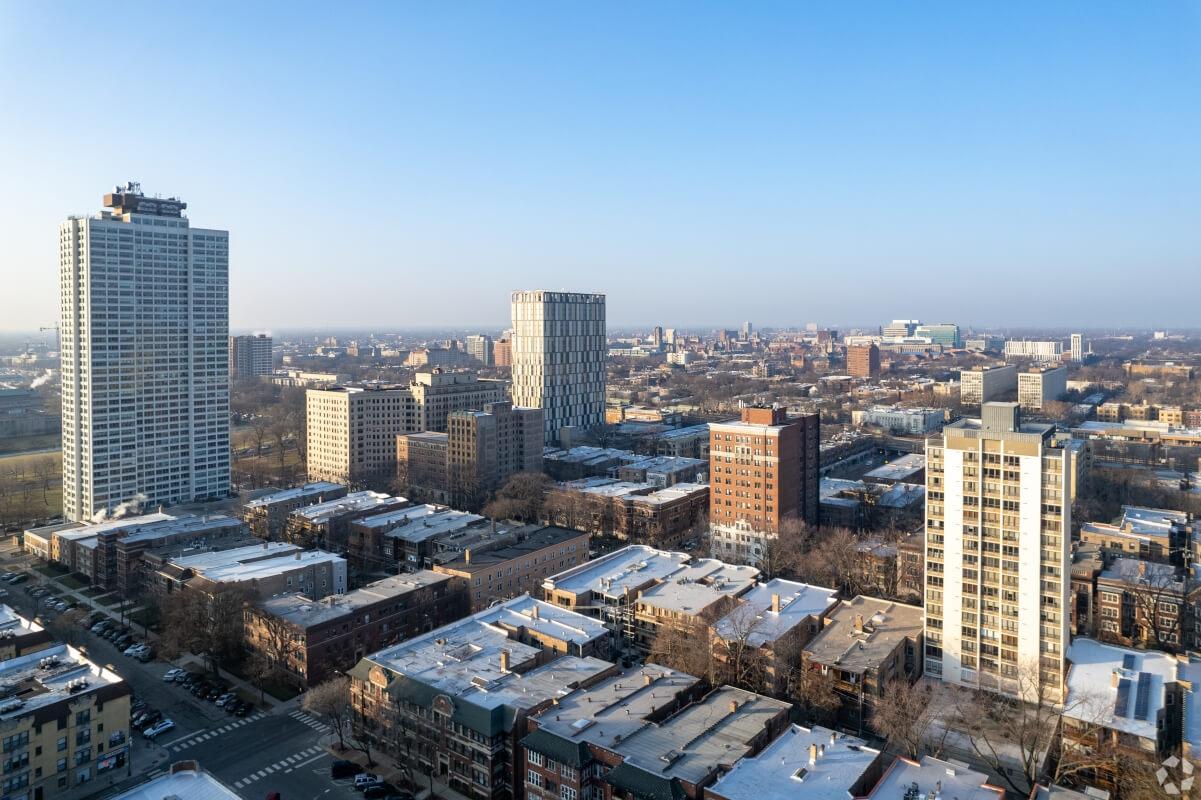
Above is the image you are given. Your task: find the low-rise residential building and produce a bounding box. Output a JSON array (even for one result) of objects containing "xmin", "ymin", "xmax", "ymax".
[
  {"xmin": 802, "ymin": 596, "xmax": 924, "ymax": 732},
  {"xmin": 600, "ymin": 686, "xmax": 791, "ymax": 800},
  {"xmin": 348, "ymin": 596, "xmax": 613, "ymax": 800},
  {"xmin": 1079, "ymin": 505, "xmax": 1192, "ymax": 566},
  {"xmin": 243, "ymin": 571, "xmax": 469, "ymax": 688},
  {"xmin": 433, "ymin": 526, "xmax": 589, "ymax": 611},
  {"xmin": 1094, "ymin": 557, "xmax": 1194, "ymax": 651},
  {"xmin": 243, "ymin": 482, "xmax": 347, "ymax": 540},
  {"xmin": 520, "ymin": 665, "xmax": 704, "ymax": 800},
  {"xmin": 0, "ymin": 605, "xmax": 53, "ymax": 661},
  {"xmin": 543, "ymin": 478, "xmax": 709, "ymax": 546},
  {"xmin": 615, "ymin": 456, "xmax": 708, "ymax": 487},
  {"xmin": 819, "ymin": 478, "xmax": 925, "ymax": 532},
  {"xmin": 147, "ymin": 541, "xmax": 347, "ymax": 600},
  {"xmin": 542, "ymin": 446, "xmax": 643, "ymax": 481},
  {"xmin": 1062, "ymin": 639, "xmax": 1183, "ymax": 789},
  {"xmin": 707, "ymin": 725, "xmax": 887, "ymax": 800},
  {"xmin": 0, "ymin": 642, "xmax": 132, "ymax": 799},
  {"xmin": 863, "ymin": 454, "xmax": 926, "ymax": 485},
  {"xmin": 284, "ymin": 491, "xmax": 408, "ymax": 554},
  {"xmin": 348, "ymin": 504, "xmax": 486, "ymax": 572},
  {"xmin": 866, "ymin": 756, "xmax": 1004, "ymax": 800},
  {"xmin": 712, "ymin": 579, "xmax": 838, "ymax": 695}
]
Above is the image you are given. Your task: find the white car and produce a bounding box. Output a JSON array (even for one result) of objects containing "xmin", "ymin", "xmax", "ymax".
[
  {"xmin": 143, "ymin": 719, "xmax": 175, "ymax": 739},
  {"xmin": 124, "ymin": 644, "xmax": 147, "ymax": 657},
  {"xmin": 163, "ymin": 668, "xmax": 186, "ymax": 682},
  {"xmin": 353, "ymin": 774, "xmax": 380, "ymax": 789}
]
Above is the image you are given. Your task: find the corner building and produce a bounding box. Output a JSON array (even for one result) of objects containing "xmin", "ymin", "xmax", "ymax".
[
  {"xmin": 59, "ymin": 183, "xmax": 229, "ymax": 521},
  {"xmin": 924, "ymin": 402, "xmax": 1084, "ymax": 700}
]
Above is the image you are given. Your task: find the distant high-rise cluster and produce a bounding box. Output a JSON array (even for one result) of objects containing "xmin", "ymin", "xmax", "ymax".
[
  {"xmin": 510, "ymin": 290, "xmax": 607, "ymax": 443},
  {"xmin": 60, "ymin": 183, "xmax": 230, "ymax": 521}
]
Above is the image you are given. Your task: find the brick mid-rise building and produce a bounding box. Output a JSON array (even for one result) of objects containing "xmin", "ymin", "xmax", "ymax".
[
  {"xmin": 847, "ymin": 343, "xmax": 881, "ymax": 378},
  {"xmin": 243, "ymin": 571, "xmax": 468, "ymax": 688},
  {"xmin": 708, "ymin": 406, "xmax": 819, "ymax": 565}
]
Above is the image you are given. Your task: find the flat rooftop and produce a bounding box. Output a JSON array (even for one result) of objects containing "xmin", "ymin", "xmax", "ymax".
[
  {"xmin": 359, "ymin": 595, "xmax": 609, "ymax": 712},
  {"xmin": 543, "ymin": 544, "xmax": 692, "ymax": 598},
  {"xmin": 370, "ymin": 507, "xmax": 485, "ymax": 542},
  {"xmin": 1065, "ymin": 638, "xmax": 1177, "ymax": 741},
  {"xmin": 621, "ymin": 455, "xmax": 708, "ymax": 473},
  {"xmin": 804, "ymin": 596, "xmax": 924, "ymax": 674},
  {"xmin": 291, "ymin": 491, "xmax": 398, "ymax": 524},
  {"xmin": 863, "ymin": 454, "xmax": 926, "ymax": 482},
  {"xmin": 119, "ymin": 515, "xmax": 244, "ymax": 546},
  {"xmin": 244, "ymin": 482, "xmax": 344, "ymax": 509},
  {"xmin": 0, "ymin": 642, "xmax": 125, "ymax": 722},
  {"xmin": 438, "ymin": 526, "xmax": 585, "ymax": 573},
  {"xmin": 868, "ymin": 756, "xmax": 1002, "ymax": 800},
  {"xmin": 526, "ymin": 664, "xmax": 701, "ymax": 754},
  {"xmin": 111, "ymin": 765, "xmax": 240, "ymax": 800},
  {"xmin": 255, "ymin": 570, "xmax": 451, "ymax": 627},
  {"xmin": 544, "ymin": 446, "xmax": 640, "ymax": 466},
  {"xmin": 714, "ymin": 579, "xmax": 838, "ymax": 647},
  {"xmin": 710, "ymin": 725, "xmax": 881, "ymax": 800},
  {"xmin": 0, "ymin": 604, "xmax": 41, "ymax": 635},
  {"xmin": 201, "ymin": 549, "xmax": 345, "ymax": 584},
  {"xmin": 171, "ymin": 541, "xmax": 301, "ymax": 572},
  {"xmin": 43, "ymin": 512, "xmax": 176, "ymax": 541},
  {"xmin": 612, "ymin": 686, "xmax": 791, "ymax": 787}
]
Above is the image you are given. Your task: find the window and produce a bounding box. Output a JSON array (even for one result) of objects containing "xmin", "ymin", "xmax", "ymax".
[
  {"xmin": 528, "ymin": 751, "xmax": 545, "ymax": 767},
  {"xmin": 527, "ymin": 770, "xmax": 543, "ymax": 788},
  {"xmin": 561, "ymin": 787, "xmax": 578, "ymax": 800}
]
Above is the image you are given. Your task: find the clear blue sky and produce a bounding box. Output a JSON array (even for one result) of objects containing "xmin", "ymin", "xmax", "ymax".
[{"xmin": 1, "ymin": 2, "xmax": 1198, "ymax": 331}]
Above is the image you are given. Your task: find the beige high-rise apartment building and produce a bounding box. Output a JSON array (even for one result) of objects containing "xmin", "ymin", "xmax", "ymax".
[
  {"xmin": 306, "ymin": 371, "xmax": 506, "ymax": 484},
  {"xmin": 447, "ymin": 402, "xmax": 542, "ymax": 501},
  {"xmin": 924, "ymin": 402, "xmax": 1085, "ymax": 700},
  {"xmin": 511, "ymin": 290, "xmax": 606, "ymax": 443}
]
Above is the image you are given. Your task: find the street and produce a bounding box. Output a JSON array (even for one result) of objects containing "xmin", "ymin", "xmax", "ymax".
[{"xmin": 0, "ymin": 537, "xmax": 364, "ymax": 800}]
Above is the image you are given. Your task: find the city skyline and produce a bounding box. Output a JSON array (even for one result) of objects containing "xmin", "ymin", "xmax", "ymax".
[{"xmin": 2, "ymin": 3, "xmax": 1199, "ymax": 330}]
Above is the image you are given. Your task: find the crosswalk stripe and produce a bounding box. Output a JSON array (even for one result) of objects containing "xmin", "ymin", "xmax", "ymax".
[{"xmin": 234, "ymin": 781, "xmax": 244, "ymax": 789}]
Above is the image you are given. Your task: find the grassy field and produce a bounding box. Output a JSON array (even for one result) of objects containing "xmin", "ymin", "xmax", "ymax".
[{"xmin": 0, "ymin": 435, "xmax": 60, "ymax": 455}]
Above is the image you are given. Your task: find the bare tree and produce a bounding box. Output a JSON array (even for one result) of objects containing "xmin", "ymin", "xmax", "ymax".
[
  {"xmin": 870, "ymin": 679, "xmax": 958, "ymax": 759},
  {"xmin": 712, "ymin": 602, "xmax": 770, "ymax": 693},
  {"xmin": 648, "ymin": 618, "xmax": 713, "ymax": 680},
  {"xmin": 246, "ymin": 605, "xmax": 302, "ymax": 697},
  {"xmin": 159, "ymin": 586, "xmax": 252, "ymax": 676},
  {"xmin": 791, "ymin": 664, "xmax": 843, "ymax": 726},
  {"xmin": 484, "ymin": 472, "xmax": 550, "ymax": 523},
  {"xmin": 305, "ymin": 676, "xmax": 374, "ymax": 765},
  {"xmin": 1123, "ymin": 565, "xmax": 1186, "ymax": 653},
  {"xmin": 956, "ymin": 663, "xmax": 1112, "ymax": 796}
]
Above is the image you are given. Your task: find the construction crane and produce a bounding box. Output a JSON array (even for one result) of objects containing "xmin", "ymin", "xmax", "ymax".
[{"xmin": 39, "ymin": 323, "xmax": 60, "ymax": 353}]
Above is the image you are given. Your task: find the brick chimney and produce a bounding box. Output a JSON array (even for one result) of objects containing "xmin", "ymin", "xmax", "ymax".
[
  {"xmin": 464, "ymin": 549, "xmax": 471, "ymax": 564},
  {"xmin": 808, "ymin": 743, "xmax": 818, "ymax": 764},
  {"xmin": 771, "ymin": 594, "xmax": 781, "ymax": 613},
  {"xmin": 854, "ymin": 613, "xmax": 864, "ymax": 632},
  {"xmin": 499, "ymin": 649, "xmax": 510, "ymax": 673}
]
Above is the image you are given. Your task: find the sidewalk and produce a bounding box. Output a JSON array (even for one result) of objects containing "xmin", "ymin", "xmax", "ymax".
[{"xmin": 317, "ymin": 731, "xmax": 479, "ymax": 800}]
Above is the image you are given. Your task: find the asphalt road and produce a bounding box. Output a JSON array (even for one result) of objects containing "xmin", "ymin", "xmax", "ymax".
[{"xmin": 0, "ymin": 540, "xmax": 358, "ymax": 800}]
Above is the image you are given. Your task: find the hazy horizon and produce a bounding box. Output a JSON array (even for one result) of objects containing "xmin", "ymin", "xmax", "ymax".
[{"xmin": 2, "ymin": 3, "xmax": 1198, "ymax": 331}]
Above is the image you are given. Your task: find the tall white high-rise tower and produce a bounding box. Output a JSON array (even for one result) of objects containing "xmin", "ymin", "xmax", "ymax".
[{"xmin": 59, "ymin": 183, "xmax": 230, "ymax": 521}]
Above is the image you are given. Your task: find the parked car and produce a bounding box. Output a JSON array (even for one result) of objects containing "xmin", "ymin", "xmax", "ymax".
[
  {"xmin": 6, "ymin": 574, "xmax": 27, "ymax": 584},
  {"xmin": 215, "ymin": 693, "xmax": 236, "ymax": 707},
  {"xmin": 143, "ymin": 719, "xmax": 175, "ymax": 739},
  {"xmin": 137, "ymin": 648, "xmax": 155, "ymax": 662},
  {"xmin": 235, "ymin": 702, "xmax": 253, "ymax": 717},
  {"xmin": 330, "ymin": 760, "xmax": 362, "ymax": 779},
  {"xmin": 132, "ymin": 709, "xmax": 160, "ymax": 728},
  {"xmin": 354, "ymin": 774, "xmax": 381, "ymax": 790}
]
